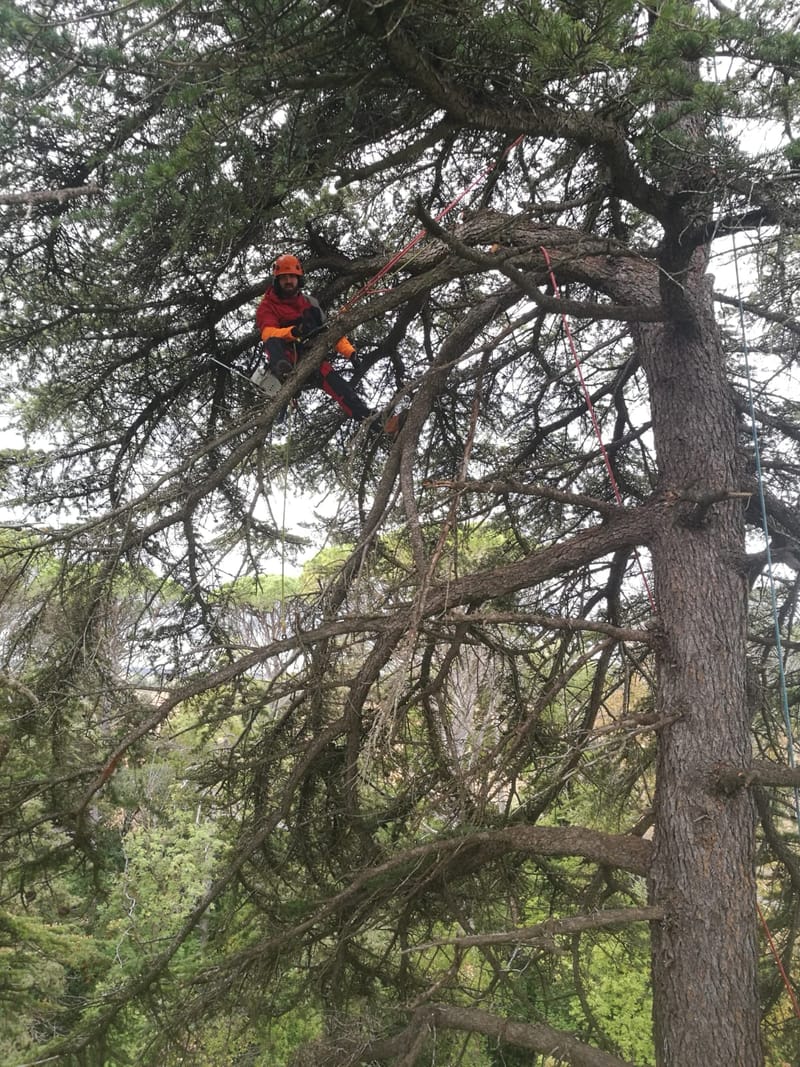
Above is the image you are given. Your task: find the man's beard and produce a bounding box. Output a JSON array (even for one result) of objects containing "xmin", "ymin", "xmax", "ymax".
[{"xmin": 275, "ymin": 278, "xmax": 301, "ymax": 298}]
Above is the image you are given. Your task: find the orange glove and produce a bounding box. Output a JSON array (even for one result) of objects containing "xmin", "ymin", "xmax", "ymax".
[
  {"xmin": 335, "ymin": 337, "xmax": 356, "ymax": 359},
  {"xmin": 260, "ymin": 325, "xmax": 297, "ymax": 342}
]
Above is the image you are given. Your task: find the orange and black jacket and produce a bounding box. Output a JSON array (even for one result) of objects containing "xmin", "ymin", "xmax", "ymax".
[{"xmin": 256, "ymin": 284, "xmax": 355, "ymax": 358}]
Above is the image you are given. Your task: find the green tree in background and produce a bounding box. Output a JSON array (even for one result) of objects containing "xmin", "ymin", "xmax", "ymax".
[{"xmin": 1, "ymin": 1, "xmax": 800, "ymax": 1064}]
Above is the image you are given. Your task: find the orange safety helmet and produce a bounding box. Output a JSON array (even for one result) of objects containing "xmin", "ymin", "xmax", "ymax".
[{"xmin": 273, "ymin": 253, "xmax": 303, "ymax": 278}]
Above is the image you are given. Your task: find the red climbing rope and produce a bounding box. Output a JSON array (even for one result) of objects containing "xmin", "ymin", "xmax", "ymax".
[
  {"xmin": 540, "ymin": 244, "xmax": 657, "ymax": 612},
  {"xmin": 758, "ymin": 902, "xmax": 800, "ymax": 1018},
  {"xmin": 539, "ymin": 246, "xmax": 624, "ymax": 503}
]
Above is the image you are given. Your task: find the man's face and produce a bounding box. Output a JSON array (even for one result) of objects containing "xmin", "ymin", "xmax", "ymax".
[{"xmin": 277, "ymin": 273, "xmax": 300, "ymax": 295}]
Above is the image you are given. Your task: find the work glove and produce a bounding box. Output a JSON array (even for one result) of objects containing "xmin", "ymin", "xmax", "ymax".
[{"xmin": 335, "ymin": 337, "xmax": 356, "ymax": 359}]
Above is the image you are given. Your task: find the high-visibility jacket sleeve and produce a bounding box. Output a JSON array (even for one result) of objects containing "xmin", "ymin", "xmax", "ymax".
[
  {"xmin": 261, "ymin": 324, "xmax": 297, "ymax": 342},
  {"xmin": 335, "ymin": 336, "xmax": 356, "ymax": 358}
]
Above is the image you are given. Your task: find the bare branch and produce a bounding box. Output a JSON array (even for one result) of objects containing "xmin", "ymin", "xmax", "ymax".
[
  {"xmin": 0, "ymin": 184, "xmax": 101, "ymax": 206},
  {"xmin": 451, "ymin": 608, "xmax": 655, "ymax": 644},
  {"xmin": 405, "ymin": 906, "xmax": 665, "ymax": 954},
  {"xmin": 716, "ymin": 760, "xmax": 800, "ymax": 790},
  {"xmin": 425, "ymin": 477, "xmax": 621, "ymax": 517},
  {"xmin": 715, "ymin": 290, "xmax": 800, "ymax": 338},
  {"xmin": 423, "ymin": 1002, "xmax": 637, "ymax": 1067}
]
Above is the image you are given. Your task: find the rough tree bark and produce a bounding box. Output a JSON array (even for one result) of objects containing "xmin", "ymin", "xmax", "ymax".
[{"xmin": 638, "ymin": 261, "xmax": 761, "ymax": 1065}]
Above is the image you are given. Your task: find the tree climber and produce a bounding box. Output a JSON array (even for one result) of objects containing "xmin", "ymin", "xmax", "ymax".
[{"xmin": 256, "ymin": 253, "xmax": 398, "ymax": 434}]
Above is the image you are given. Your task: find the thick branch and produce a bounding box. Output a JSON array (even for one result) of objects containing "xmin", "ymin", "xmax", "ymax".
[
  {"xmin": 0, "ymin": 183, "xmax": 101, "ymax": 206},
  {"xmin": 416, "ymin": 198, "xmax": 665, "ymax": 323},
  {"xmin": 717, "ymin": 290, "xmax": 800, "ymax": 339},
  {"xmin": 716, "ymin": 760, "xmax": 800, "ymax": 790},
  {"xmin": 455, "ymin": 609, "xmax": 654, "ymax": 644},
  {"xmin": 426, "ymin": 477, "xmax": 627, "ymax": 517},
  {"xmin": 221, "ymin": 824, "xmax": 652, "ymax": 979},
  {"xmin": 405, "ymin": 905, "xmax": 664, "ymax": 953},
  {"xmin": 428, "ymin": 1001, "xmax": 637, "ymax": 1066},
  {"xmin": 306, "ymin": 1002, "xmax": 636, "ymax": 1067}
]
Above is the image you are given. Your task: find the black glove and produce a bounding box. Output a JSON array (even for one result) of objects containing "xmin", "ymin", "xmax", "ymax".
[{"xmin": 292, "ymin": 320, "xmax": 327, "ymax": 344}]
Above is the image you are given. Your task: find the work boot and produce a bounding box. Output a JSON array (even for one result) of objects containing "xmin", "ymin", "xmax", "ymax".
[
  {"xmin": 273, "ymin": 358, "xmax": 293, "ymax": 383},
  {"xmin": 362, "ymin": 412, "xmax": 404, "ymax": 439}
]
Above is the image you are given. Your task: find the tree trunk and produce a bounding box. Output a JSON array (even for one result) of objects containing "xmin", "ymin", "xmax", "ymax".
[{"xmin": 638, "ymin": 267, "xmax": 762, "ymax": 1065}]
